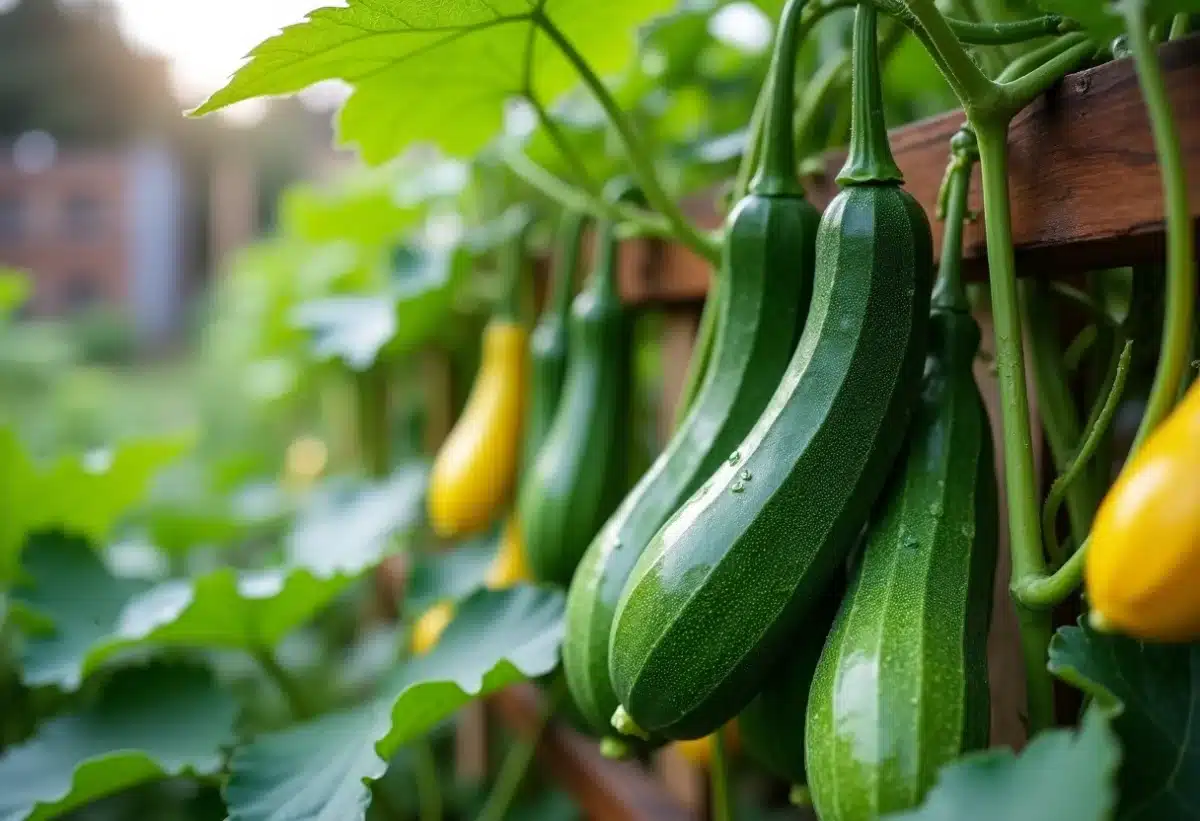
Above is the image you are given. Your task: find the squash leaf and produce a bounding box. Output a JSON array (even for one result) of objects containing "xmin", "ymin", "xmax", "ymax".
[
  {"xmin": 224, "ymin": 586, "xmax": 565, "ymax": 821},
  {"xmin": 193, "ymin": 0, "xmax": 676, "ymax": 164},
  {"xmin": 12, "ymin": 533, "xmax": 369, "ymax": 690},
  {"xmin": 0, "ymin": 663, "xmax": 238, "ymax": 821},
  {"xmin": 885, "ymin": 708, "xmax": 1121, "ymax": 821},
  {"xmin": 1049, "ymin": 619, "xmax": 1200, "ymax": 820}
]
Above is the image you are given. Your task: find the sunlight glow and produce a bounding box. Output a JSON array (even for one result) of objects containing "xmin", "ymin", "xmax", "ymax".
[{"xmin": 112, "ymin": 0, "xmax": 335, "ymax": 105}]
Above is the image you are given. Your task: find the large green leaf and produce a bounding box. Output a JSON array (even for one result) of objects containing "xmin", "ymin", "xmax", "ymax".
[
  {"xmin": 0, "ymin": 663, "xmax": 238, "ymax": 821},
  {"xmin": 194, "ymin": 0, "xmax": 676, "ymax": 164},
  {"xmin": 286, "ymin": 466, "xmax": 428, "ymax": 576},
  {"xmin": 224, "ymin": 586, "xmax": 565, "ymax": 821},
  {"xmin": 0, "ymin": 432, "xmax": 187, "ymax": 582},
  {"xmin": 885, "ymin": 708, "xmax": 1121, "ymax": 821},
  {"xmin": 13, "ymin": 534, "xmax": 364, "ymax": 690},
  {"xmin": 1049, "ymin": 620, "xmax": 1200, "ymax": 820}
]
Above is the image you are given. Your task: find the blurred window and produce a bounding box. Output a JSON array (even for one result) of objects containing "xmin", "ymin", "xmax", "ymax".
[
  {"xmin": 63, "ymin": 194, "xmax": 105, "ymax": 241},
  {"xmin": 0, "ymin": 195, "xmax": 24, "ymax": 243}
]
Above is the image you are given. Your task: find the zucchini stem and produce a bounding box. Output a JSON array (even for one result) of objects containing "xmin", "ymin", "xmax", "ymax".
[
  {"xmin": 932, "ymin": 127, "xmax": 979, "ymax": 312},
  {"xmin": 751, "ymin": 0, "xmax": 810, "ymax": 196},
  {"xmin": 839, "ymin": 2, "xmax": 904, "ymax": 185}
]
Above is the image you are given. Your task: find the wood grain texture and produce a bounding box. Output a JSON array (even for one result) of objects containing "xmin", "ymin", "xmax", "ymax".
[
  {"xmin": 491, "ymin": 685, "xmax": 693, "ymax": 821},
  {"xmin": 618, "ymin": 36, "xmax": 1200, "ymax": 305}
]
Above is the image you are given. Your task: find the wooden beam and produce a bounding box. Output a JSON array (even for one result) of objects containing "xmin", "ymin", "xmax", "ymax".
[
  {"xmin": 491, "ymin": 686, "xmax": 694, "ymax": 821},
  {"xmin": 619, "ymin": 36, "xmax": 1200, "ymax": 305}
]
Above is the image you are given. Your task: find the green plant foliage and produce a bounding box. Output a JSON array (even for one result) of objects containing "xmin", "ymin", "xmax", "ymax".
[
  {"xmin": 0, "ymin": 270, "xmax": 30, "ymax": 318},
  {"xmin": 1050, "ymin": 620, "xmax": 1200, "ymax": 820},
  {"xmin": 885, "ymin": 709, "xmax": 1121, "ymax": 821},
  {"xmin": 12, "ymin": 534, "xmax": 372, "ymax": 690},
  {"xmin": 285, "ymin": 467, "xmax": 428, "ymax": 576},
  {"xmin": 0, "ymin": 432, "xmax": 187, "ymax": 582},
  {"xmin": 292, "ymin": 243, "xmax": 469, "ymax": 369},
  {"xmin": 194, "ymin": 0, "xmax": 676, "ymax": 164},
  {"xmin": 403, "ymin": 534, "xmax": 499, "ymax": 615},
  {"xmin": 1036, "ymin": 0, "xmax": 1200, "ymax": 38},
  {"xmin": 0, "ymin": 664, "xmax": 238, "ymax": 821},
  {"xmin": 223, "ymin": 586, "xmax": 565, "ymax": 821}
]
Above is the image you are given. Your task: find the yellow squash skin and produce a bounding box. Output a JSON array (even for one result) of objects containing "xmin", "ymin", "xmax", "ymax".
[
  {"xmin": 411, "ymin": 601, "xmax": 454, "ymax": 655},
  {"xmin": 486, "ymin": 515, "xmax": 531, "ymax": 590},
  {"xmin": 1087, "ymin": 380, "xmax": 1200, "ymax": 641},
  {"xmin": 427, "ymin": 321, "xmax": 529, "ymax": 538}
]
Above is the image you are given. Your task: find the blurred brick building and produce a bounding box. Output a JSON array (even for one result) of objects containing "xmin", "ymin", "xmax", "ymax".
[{"xmin": 0, "ymin": 138, "xmax": 186, "ymax": 340}]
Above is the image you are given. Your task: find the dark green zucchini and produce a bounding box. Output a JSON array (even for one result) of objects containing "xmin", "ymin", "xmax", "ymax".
[
  {"xmin": 524, "ymin": 211, "xmax": 586, "ymax": 472},
  {"xmin": 805, "ymin": 126, "xmax": 998, "ymax": 820},
  {"xmin": 562, "ymin": 0, "xmax": 820, "ymax": 737},
  {"xmin": 737, "ymin": 577, "xmax": 843, "ymax": 789},
  {"xmin": 519, "ymin": 184, "xmax": 638, "ymax": 588},
  {"xmin": 608, "ymin": 1, "xmax": 933, "ymax": 741}
]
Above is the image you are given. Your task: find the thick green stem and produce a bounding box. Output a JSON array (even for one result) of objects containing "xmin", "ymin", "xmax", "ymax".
[
  {"xmin": 1040, "ymin": 339, "xmax": 1132, "ymax": 567},
  {"xmin": 710, "ymin": 727, "xmax": 735, "ymax": 821},
  {"xmin": 840, "ymin": 2, "xmax": 904, "ymax": 184},
  {"xmin": 535, "ymin": 12, "xmax": 720, "ymax": 266},
  {"xmin": 886, "ymin": 0, "xmax": 999, "ymax": 113},
  {"xmin": 1126, "ymin": 9, "xmax": 1196, "ymax": 451},
  {"xmin": 995, "ymin": 35, "xmax": 1096, "ymax": 116},
  {"xmin": 751, "ymin": 0, "xmax": 810, "ymax": 196},
  {"xmin": 973, "ymin": 122, "xmax": 1054, "ymax": 734},
  {"xmin": 995, "ymin": 33, "xmax": 1088, "ymax": 83},
  {"xmin": 356, "ymin": 362, "xmax": 391, "ymax": 480}
]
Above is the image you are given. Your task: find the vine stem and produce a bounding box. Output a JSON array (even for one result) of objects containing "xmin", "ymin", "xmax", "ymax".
[
  {"xmin": 1125, "ymin": 8, "xmax": 1196, "ymax": 450},
  {"xmin": 534, "ymin": 11, "xmax": 720, "ymax": 266},
  {"xmin": 527, "ymin": 94, "xmax": 601, "ymax": 195},
  {"xmin": 673, "ymin": 281, "xmax": 720, "ymax": 432},
  {"xmin": 503, "ymin": 149, "xmax": 673, "ymax": 240},
  {"xmin": 973, "ymin": 122, "xmax": 1055, "ymax": 735},
  {"xmin": 1040, "ymin": 339, "xmax": 1132, "ymax": 565},
  {"xmin": 710, "ymin": 727, "xmax": 734, "ymax": 821},
  {"xmin": 356, "ymin": 362, "xmax": 391, "ymax": 480}
]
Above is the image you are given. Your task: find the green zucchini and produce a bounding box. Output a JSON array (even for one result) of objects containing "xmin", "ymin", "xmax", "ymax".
[
  {"xmin": 804, "ymin": 126, "xmax": 998, "ymax": 820},
  {"xmin": 737, "ymin": 576, "xmax": 843, "ymax": 789},
  {"xmin": 519, "ymin": 183, "xmax": 638, "ymax": 588},
  {"xmin": 608, "ymin": 1, "xmax": 932, "ymax": 741},
  {"xmin": 524, "ymin": 211, "xmax": 586, "ymax": 472},
  {"xmin": 562, "ymin": 0, "xmax": 820, "ymax": 737}
]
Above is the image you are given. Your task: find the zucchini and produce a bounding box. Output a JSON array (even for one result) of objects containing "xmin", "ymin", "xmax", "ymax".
[
  {"xmin": 805, "ymin": 126, "xmax": 998, "ymax": 819},
  {"xmin": 562, "ymin": 0, "xmax": 820, "ymax": 737},
  {"xmin": 737, "ymin": 577, "xmax": 843, "ymax": 789},
  {"xmin": 519, "ymin": 183, "xmax": 638, "ymax": 587},
  {"xmin": 524, "ymin": 211, "xmax": 585, "ymax": 471},
  {"xmin": 609, "ymin": 1, "xmax": 933, "ymax": 741}
]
